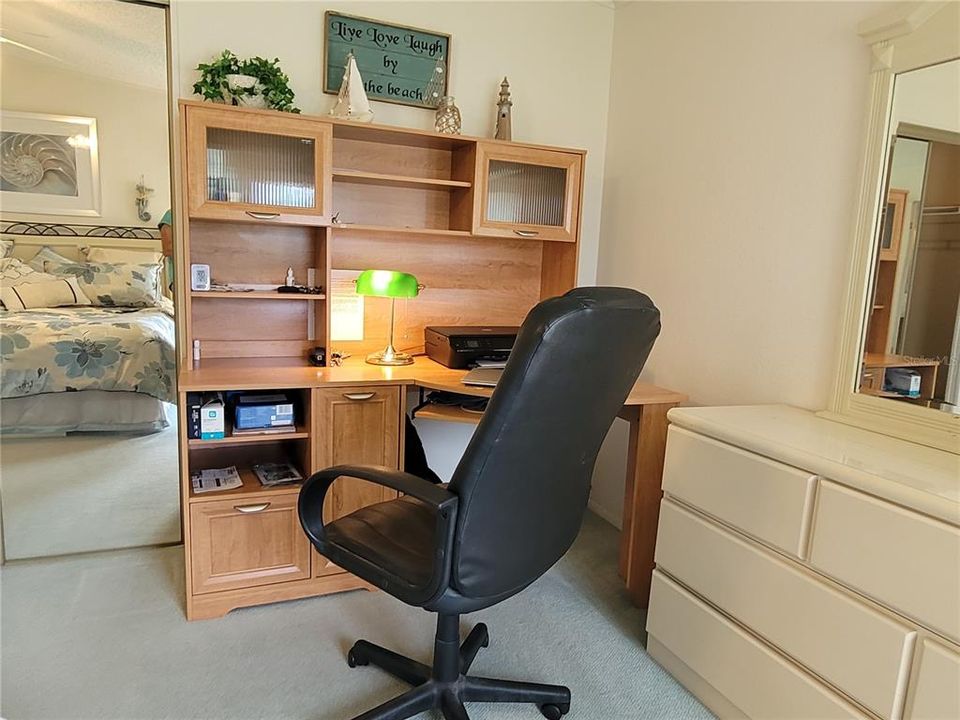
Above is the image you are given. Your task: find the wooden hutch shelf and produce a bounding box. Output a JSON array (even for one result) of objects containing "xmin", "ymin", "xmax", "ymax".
[
  {"xmin": 188, "ymin": 466, "xmax": 303, "ymax": 502},
  {"xmin": 176, "ymin": 99, "xmax": 586, "ymax": 620},
  {"xmin": 332, "ymin": 169, "xmax": 472, "ymax": 189},
  {"xmin": 329, "ymin": 224, "xmax": 473, "ymax": 238},
  {"xmin": 190, "ymin": 291, "xmax": 326, "ymax": 301},
  {"xmin": 187, "ymin": 424, "xmax": 311, "ymax": 449}
]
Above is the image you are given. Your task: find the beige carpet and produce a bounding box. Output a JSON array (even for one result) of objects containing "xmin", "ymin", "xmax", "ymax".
[
  {"xmin": 1, "ymin": 513, "xmax": 713, "ymax": 720},
  {"xmin": 0, "ymin": 407, "xmax": 181, "ymax": 560}
]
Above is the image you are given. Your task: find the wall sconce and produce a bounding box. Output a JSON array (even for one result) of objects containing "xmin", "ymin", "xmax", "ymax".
[{"xmin": 135, "ymin": 175, "xmax": 154, "ymax": 222}]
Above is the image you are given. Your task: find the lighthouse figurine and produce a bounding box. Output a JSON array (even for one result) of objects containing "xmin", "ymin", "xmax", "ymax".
[{"xmin": 494, "ymin": 77, "xmax": 512, "ymax": 141}]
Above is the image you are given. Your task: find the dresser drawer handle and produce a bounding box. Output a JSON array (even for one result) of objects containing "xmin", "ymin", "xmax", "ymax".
[
  {"xmin": 234, "ymin": 502, "xmax": 271, "ymax": 514},
  {"xmin": 245, "ymin": 211, "xmax": 280, "ymax": 220},
  {"xmin": 343, "ymin": 391, "xmax": 376, "ymax": 401},
  {"xmin": 513, "ymin": 229, "xmax": 539, "ymax": 237}
]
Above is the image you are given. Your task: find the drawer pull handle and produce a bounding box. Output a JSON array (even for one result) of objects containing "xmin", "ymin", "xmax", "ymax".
[
  {"xmin": 513, "ymin": 229, "xmax": 539, "ymax": 237},
  {"xmin": 245, "ymin": 211, "xmax": 280, "ymax": 220},
  {"xmin": 234, "ymin": 502, "xmax": 271, "ymax": 514},
  {"xmin": 343, "ymin": 391, "xmax": 376, "ymax": 401}
]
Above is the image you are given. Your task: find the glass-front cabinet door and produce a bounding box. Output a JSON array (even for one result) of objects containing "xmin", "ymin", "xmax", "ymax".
[
  {"xmin": 474, "ymin": 143, "xmax": 582, "ymax": 242},
  {"xmin": 185, "ymin": 104, "xmax": 332, "ymax": 225}
]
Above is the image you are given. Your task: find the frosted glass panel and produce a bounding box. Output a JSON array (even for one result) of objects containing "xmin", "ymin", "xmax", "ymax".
[
  {"xmin": 486, "ymin": 160, "xmax": 566, "ymax": 227},
  {"xmin": 206, "ymin": 128, "xmax": 315, "ymax": 208}
]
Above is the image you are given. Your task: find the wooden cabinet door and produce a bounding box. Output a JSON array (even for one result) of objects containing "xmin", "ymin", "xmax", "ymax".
[
  {"xmin": 312, "ymin": 385, "xmax": 402, "ymax": 577},
  {"xmin": 184, "ymin": 103, "xmax": 332, "ymax": 225},
  {"xmin": 189, "ymin": 492, "xmax": 311, "ymax": 594},
  {"xmin": 474, "ymin": 142, "xmax": 582, "ymax": 242},
  {"xmin": 878, "ymin": 188, "xmax": 907, "ymax": 261}
]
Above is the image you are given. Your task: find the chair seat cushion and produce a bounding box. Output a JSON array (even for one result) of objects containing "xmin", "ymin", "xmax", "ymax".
[{"xmin": 326, "ymin": 495, "xmax": 436, "ymax": 587}]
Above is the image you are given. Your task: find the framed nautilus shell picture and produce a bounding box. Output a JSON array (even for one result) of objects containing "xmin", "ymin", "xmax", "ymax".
[{"xmin": 0, "ymin": 111, "xmax": 101, "ymax": 217}]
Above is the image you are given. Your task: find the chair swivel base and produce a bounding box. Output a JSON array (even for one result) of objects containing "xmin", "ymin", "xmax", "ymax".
[{"xmin": 345, "ymin": 614, "xmax": 571, "ymax": 720}]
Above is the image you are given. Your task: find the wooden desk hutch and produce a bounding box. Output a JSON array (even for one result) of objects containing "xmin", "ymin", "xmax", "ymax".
[{"xmin": 177, "ymin": 101, "xmax": 591, "ymax": 620}]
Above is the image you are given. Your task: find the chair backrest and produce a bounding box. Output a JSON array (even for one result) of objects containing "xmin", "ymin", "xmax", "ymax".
[{"xmin": 447, "ymin": 287, "xmax": 661, "ymax": 600}]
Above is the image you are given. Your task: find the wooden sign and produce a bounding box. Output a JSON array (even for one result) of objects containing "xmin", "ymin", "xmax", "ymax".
[{"xmin": 323, "ymin": 11, "xmax": 450, "ymax": 109}]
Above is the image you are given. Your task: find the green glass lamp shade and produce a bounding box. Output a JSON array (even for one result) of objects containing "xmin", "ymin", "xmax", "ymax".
[
  {"xmin": 355, "ymin": 269, "xmax": 420, "ymax": 366},
  {"xmin": 355, "ymin": 270, "xmax": 419, "ymax": 299}
]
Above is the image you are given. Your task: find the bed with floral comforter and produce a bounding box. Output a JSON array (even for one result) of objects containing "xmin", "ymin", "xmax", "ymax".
[{"xmin": 1, "ymin": 303, "xmax": 176, "ymax": 404}]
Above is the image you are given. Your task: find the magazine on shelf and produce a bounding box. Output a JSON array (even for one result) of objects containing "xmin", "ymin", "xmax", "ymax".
[
  {"xmin": 191, "ymin": 466, "xmax": 243, "ymax": 493},
  {"xmin": 253, "ymin": 462, "xmax": 303, "ymax": 487}
]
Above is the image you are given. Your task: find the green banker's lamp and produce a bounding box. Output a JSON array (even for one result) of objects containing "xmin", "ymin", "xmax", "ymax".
[{"xmin": 355, "ymin": 269, "xmax": 421, "ymax": 366}]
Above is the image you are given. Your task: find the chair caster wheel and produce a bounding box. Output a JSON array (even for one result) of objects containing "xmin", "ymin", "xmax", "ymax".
[
  {"xmin": 539, "ymin": 703, "xmax": 569, "ymax": 719},
  {"xmin": 347, "ymin": 648, "xmax": 368, "ymax": 668}
]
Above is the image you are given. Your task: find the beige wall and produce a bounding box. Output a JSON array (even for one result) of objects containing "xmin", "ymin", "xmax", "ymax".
[
  {"xmin": 590, "ymin": 1, "xmax": 883, "ymax": 525},
  {"xmin": 0, "ymin": 55, "xmax": 170, "ymax": 228},
  {"xmin": 172, "ymin": 0, "xmax": 615, "ymax": 285}
]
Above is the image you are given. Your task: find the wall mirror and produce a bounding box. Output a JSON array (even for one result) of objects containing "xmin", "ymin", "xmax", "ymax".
[
  {"xmin": 827, "ymin": 2, "xmax": 960, "ymax": 453},
  {"xmin": 858, "ymin": 61, "xmax": 960, "ymax": 413},
  {"xmin": 0, "ymin": 0, "xmax": 179, "ymax": 559}
]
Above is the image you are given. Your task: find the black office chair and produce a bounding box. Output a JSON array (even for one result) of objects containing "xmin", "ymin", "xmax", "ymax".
[{"xmin": 299, "ymin": 287, "xmax": 661, "ymax": 720}]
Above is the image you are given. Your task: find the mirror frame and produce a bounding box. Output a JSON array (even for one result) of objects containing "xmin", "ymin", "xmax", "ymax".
[{"xmin": 822, "ymin": 1, "xmax": 960, "ymax": 454}]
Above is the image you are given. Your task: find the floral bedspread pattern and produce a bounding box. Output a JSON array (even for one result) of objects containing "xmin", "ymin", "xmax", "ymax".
[{"xmin": 1, "ymin": 305, "xmax": 176, "ymax": 403}]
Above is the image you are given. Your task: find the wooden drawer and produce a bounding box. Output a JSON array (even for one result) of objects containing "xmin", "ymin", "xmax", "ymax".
[
  {"xmin": 189, "ymin": 492, "xmax": 311, "ymax": 595},
  {"xmin": 647, "ymin": 571, "xmax": 869, "ymax": 720},
  {"xmin": 810, "ymin": 481, "xmax": 960, "ymax": 644},
  {"xmin": 905, "ymin": 638, "xmax": 960, "ymax": 720},
  {"xmin": 656, "ymin": 500, "xmax": 915, "ymax": 719},
  {"xmin": 662, "ymin": 426, "xmax": 817, "ymax": 558}
]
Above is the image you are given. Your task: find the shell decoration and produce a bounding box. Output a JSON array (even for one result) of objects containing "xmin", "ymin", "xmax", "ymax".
[{"xmin": 1, "ymin": 133, "xmax": 78, "ymax": 190}]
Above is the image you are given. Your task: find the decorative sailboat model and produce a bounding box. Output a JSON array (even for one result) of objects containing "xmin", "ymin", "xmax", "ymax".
[{"xmin": 329, "ymin": 51, "xmax": 374, "ymax": 123}]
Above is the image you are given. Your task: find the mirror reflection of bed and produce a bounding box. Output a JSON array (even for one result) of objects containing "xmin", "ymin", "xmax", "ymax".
[
  {"xmin": 0, "ymin": 0, "xmax": 179, "ymax": 560},
  {"xmin": 859, "ymin": 58, "xmax": 960, "ymax": 415}
]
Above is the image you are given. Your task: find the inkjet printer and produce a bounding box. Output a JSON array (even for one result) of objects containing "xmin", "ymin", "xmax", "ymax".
[{"xmin": 424, "ymin": 326, "xmax": 519, "ymax": 369}]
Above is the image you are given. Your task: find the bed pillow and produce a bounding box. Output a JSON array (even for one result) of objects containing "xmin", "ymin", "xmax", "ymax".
[
  {"xmin": 0, "ymin": 257, "xmax": 58, "ymax": 287},
  {"xmin": 26, "ymin": 245, "xmax": 76, "ymax": 272},
  {"xmin": 0, "ymin": 276, "xmax": 90, "ymax": 310},
  {"xmin": 0, "ymin": 238, "xmax": 12, "ymax": 258},
  {"xmin": 45, "ymin": 258, "xmax": 162, "ymax": 307},
  {"xmin": 83, "ymin": 246, "xmax": 163, "ymax": 265}
]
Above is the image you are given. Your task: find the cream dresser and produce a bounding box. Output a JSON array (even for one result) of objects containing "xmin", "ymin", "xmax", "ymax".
[{"xmin": 646, "ymin": 405, "xmax": 959, "ymax": 720}]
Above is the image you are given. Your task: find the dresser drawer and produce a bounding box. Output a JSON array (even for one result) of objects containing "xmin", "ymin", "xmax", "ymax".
[
  {"xmin": 810, "ymin": 481, "xmax": 960, "ymax": 644},
  {"xmin": 905, "ymin": 638, "xmax": 960, "ymax": 720},
  {"xmin": 189, "ymin": 492, "xmax": 311, "ymax": 595},
  {"xmin": 656, "ymin": 500, "xmax": 915, "ymax": 719},
  {"xmin": 662, "ymin": 426, "xmax": 817, "ymax": 557},
  {"xmin": 647, "ymin": 571, "xmax": 868, "ymax": 720}
]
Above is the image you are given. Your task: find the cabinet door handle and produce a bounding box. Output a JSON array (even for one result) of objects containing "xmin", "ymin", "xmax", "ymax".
[
  {"xmin": 234, "ymin": 502, "xmax": 271, "ymax": 514},
  {"xmin": 245, "ymin": 211, "xmax": 280, "ymax": 220},
  {"xmin": 343, "ymin": 391, "xmax": 376, "ymax": 401},
  {"xmin": 513, "ymin": 229, "xmax": 539, "ymax": 237}
]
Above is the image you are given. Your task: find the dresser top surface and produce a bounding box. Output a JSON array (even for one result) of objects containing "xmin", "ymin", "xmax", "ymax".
[{"xmin": 668, "ymin": 405, "xmax": 960, "ymax": 524}]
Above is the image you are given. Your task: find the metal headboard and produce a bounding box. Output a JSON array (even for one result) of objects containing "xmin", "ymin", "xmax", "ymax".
[{"xmin": 0, "ymin": 221, "xmax": 160, "ymax": 240}]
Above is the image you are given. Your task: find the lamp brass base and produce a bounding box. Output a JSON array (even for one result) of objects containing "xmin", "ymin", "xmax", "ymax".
[{"xmin": 365, "ymin": 350, "xmax": 414, "ymax": 366}]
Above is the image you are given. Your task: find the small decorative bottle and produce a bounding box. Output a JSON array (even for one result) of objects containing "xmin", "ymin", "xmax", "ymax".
[{"xmin": 435, "ymin": 96, "xmax": 462, "ymax": 135}]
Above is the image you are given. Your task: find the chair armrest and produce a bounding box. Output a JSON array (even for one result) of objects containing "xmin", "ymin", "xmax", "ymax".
[
  {"xmin": 297, "ymin": 464, "xmax": 457, "ymax": 547},
  {"xmin": 297, "ymin": 464, "xmax": 459, "ymax": 607}
]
